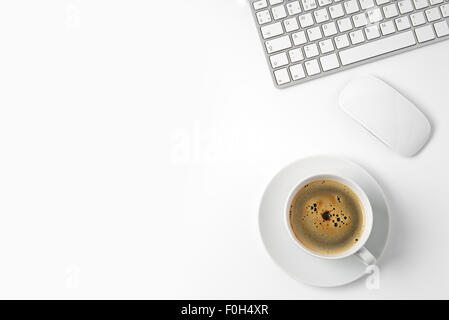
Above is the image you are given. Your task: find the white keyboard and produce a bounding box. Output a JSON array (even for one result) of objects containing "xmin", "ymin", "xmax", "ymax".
[{"xmin": 250, "ymin": 0, "xmax": 449, "ymax": 88}]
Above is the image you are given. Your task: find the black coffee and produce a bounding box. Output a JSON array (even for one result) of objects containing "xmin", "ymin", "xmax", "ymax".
[{"xmin": 289, "ymin": 179, "xmax": 365, "ymax": 255}]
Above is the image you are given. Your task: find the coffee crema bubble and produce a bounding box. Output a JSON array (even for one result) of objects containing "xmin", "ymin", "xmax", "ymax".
[{"xmin": 289, "ymin": 179, "xmax": 365, "ymax": 255}]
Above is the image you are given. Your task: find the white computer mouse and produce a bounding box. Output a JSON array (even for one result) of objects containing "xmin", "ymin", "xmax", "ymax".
[{"xmin": 339, "ymin": 75, "xmax": 431, "ymax": 157}]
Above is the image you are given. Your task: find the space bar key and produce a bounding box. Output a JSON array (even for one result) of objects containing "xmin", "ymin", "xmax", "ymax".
[{"xmin": 339, "ymin": 31, "xmax": 416, "ymax": 66}]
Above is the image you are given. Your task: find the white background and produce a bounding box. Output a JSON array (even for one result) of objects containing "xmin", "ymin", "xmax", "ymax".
[{"xmin": 0, "ymin": 0, "xmax": 448, "ymax": 299}]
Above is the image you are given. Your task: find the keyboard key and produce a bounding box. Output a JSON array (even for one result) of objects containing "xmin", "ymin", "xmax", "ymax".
[
  {"xmin": 304, "ymin": 59, "xmax": 321, "ymax": 76},
  {"xmin": 274, "ymin": 68, "xmax": 290, "ymax": 85},
  {"xmin": 289, "ymin": 48, "xmax": 304, "ymax": 62},
  {"xmin": 365, "ymin": 25, "xmax": 381, "ymax": 39},
  {"xmin": 350, "ymin": 29, "xmax": 365, "ymax": 44},
  {"xmin": 290, "ymin": 64, "xmax": 306, "ymax": 80},
  {"xmin": 253, "ymin": 0, "xmax": 268, "ymax": 10},
  {"xmin": 329, "ymin": 4, "xmax": 345, "ymax": 18},
  {"xmin": 257, "ymin": 10, "xmax": 272, "ymax": 25},
  {"xmin": 338, "ymin": 17, "xmax": 353, "ymax": 32},
  {"xmin": 441, "ymin": 4, "xmax": 449, "ymax": 18},
  {"xmin": 395, "ymin": 16, "xmax": 411, "ymax": 31},
  {"xmin": 272, "ymin": 5, "xmax": 287, "ymax": 20},
  {"xmin": 380, "ymin": 20, "xmax": 396, "ymax": 35},
  {"xmin": 398, "ymin": 0, "xmax": 414, "ymax": 14},
  {"xmin": 353, "ymin": 13, "xmax": 368, "ymax": 27},
  {"xmin": 323, "ymin": 22, "xmax": 338, "ymax": 36},
  {"xmin": 299, "ymin": 13, "xmax": 314, "ymax": 27},
  {"xmin": 367, "ymin": 8, "xmax": 383, "ymax": 23},
  {"xmin": 360, "ymin": 0, "xmax": 375, "ymax": 9},
  {"xmin": 344, "ymin": 0, "xmax": 360, "ymax": 14},
  {"xmin": 434, "ymin": 20, "xmax": 449, "ymax": 37},
  {"xmin": 339, "ymin": 31, "xmax": 416, "ymax": 65},
  {"xmin": 383, "ymin": 4, "xmax": 399, "ymax": 18},
  {"xmin": 270, "ymin": 52, "xmax": 289, "ymax": 68},
  {"xmin": 413, "ymin": 0, "xmax": 429, "ymax": 9},
  {"xmin": 261, "ymin": 22, "xmax": 283, "ymax": 39},
  {"xmin": 292, "ymin": 31, "xmax": 307, "ymax": 45},
  {"xmin": 415, "ymin": 25, "xmax": 435, "ymax": 42},
  {"xmin": 425, "ymin": 8, "xmax": 441, "ymax": 22},
  {"xmin": 269, "ymin": 0, "xmax": 284, "ymax": 4},
  {"xmin": 304, "ymin": 43, "xmax": 320, "ymax": 57},
  {"xmin": 314, "ymin": 8, "xmax": 330, "ymax": 23},
  {"xmin": 335, "ymin": 34, "xmax": 350, "ymax": 48},
  {"xmin": 376, "ymin": 0, "xmax": 390, "ymax": 5},
  {"xmin": 302, "ymin": 0, "xmax": 318, "ymax": 11},
  {"xmin": 307, "ymin": 26, "xmax": 323, "ymax": 41},
  {"xmin": 265, "ymin": 35, "xmax": 292, "ymax": 53},
  {"xmin": 430, "ymin": 0, "xmax": 443, "ymax": 4},
  {"xmin": 319, "ymin": 39, "xmax": 335, "ymax": 53},
  {"xmin": 320, "ymin": 53, "xmax": 340, "ymax": 71},
  {"xmin": 411, "ymin": 12, "xmax": 426, "ymax": 26},
  {"xmin": 286, "ymin": 1, "xmax": 302, "ymax": 15},
  {"xmin": 284, "ymin": 17, "xmax": 299, "ymax": 32},
  {"xmin": 319, "ymin": 0, "xmax": 333, "ymax": 6}
]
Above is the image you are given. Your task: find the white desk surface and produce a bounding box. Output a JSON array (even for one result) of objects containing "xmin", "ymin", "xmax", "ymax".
[{"xmin": 0, "ymin": 0, "xmax": 448, "ymax": 299}]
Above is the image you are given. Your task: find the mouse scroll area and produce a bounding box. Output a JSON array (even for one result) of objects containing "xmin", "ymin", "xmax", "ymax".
[{"xmin": 339, "ymin": 75, "xmax": 431, "ymax": 157}]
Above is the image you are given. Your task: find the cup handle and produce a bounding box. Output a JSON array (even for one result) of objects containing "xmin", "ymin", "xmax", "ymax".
[{"xmin": 355, "ymin": 246, "xmax": 376, "ymax": 266}]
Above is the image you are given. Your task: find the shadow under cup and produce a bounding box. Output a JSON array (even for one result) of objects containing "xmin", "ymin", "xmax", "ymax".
[{"xmin": 285, "ymin": 174, "xmax": 374, "ymax": 260}]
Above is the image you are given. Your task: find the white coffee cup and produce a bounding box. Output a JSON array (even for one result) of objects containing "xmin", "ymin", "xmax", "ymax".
[{"xmin": 284, "ymin": 174, "xmax": 376, "ymax": 265}]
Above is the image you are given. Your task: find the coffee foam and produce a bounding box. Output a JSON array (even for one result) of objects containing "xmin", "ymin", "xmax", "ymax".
[{"xmin": 289, "ymin": 179, "xmax": 365, "ymax": 255}]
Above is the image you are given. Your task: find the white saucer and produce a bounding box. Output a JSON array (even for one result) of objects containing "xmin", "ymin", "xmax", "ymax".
[{"xmin": 259, "ymin": 155, "xmax": 390, "ymax": 287}]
